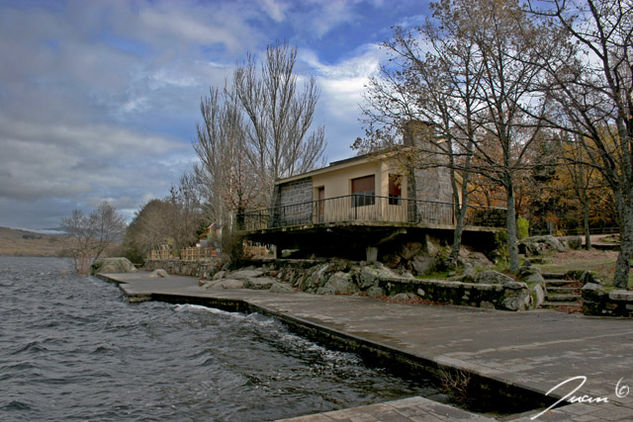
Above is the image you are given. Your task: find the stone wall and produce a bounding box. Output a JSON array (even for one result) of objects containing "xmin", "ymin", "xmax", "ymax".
[
  {"xmin": 144, "ymin": 259, "xmax": 224, "ymax": 279},
  {"xmin": 582, "ymin": 283, "xmax": 633, "ymax": 317},
  {"xmin": 273, "ymin": 177, "xmax": 313, "ymax": 226},
  {"xmin": 227, "ymin": 259, "xmax": 533, "ymax": 311}
]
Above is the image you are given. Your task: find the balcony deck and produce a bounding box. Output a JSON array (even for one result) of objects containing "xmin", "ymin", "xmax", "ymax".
[{"xmin": 237, "ymin": 195, "xmax": 506, "ymax": 259}]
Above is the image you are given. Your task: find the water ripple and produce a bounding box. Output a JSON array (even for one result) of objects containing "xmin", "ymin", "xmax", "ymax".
[{"xmin": 0, "ymin": 256, "xmax": 437, "ymax": 421}]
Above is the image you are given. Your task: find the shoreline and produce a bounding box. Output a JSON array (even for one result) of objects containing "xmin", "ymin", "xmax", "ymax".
[{"xmin": 97, "ymin": 271, "xmax": 633, "ymax": 421}]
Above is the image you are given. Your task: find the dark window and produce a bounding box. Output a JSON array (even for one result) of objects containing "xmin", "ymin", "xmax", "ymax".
[
  {"xmin": 352, "ymin": 175, "xmax": 375, "ymax": 206},
  {"xmin": 389, "ymin": 174, "xmax": 402, "ymax": 205}
]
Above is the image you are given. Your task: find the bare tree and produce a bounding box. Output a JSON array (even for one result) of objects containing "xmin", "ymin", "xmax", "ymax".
[
  {"xmin": 193, "ymin": 87, "xmax": 263, "ymax": 227},
  {"xmin": 528, "ymin": 0, "xmax": 633, "ymax": 287},
  {"xmin": 364, "ymin": 0, "xmax": 553, "ymax": 273},
  {"xmin": 168, "ymin": 169, "xmax": 204, "ymax": 250},
  {"xmin": 62, "ymin": 202, "xmax": 126, "ymax": 275},
  {"xmin": 234, "ymin": 42, "xmax": 326, "ymax": 196},
  {"xmin": 363, "ymin": 2, "xmax": 486, "ymax": 268}
]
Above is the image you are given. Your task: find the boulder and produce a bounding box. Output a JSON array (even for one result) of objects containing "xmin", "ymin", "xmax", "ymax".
[
  {"xmin": 149, "ymin": 269, "xmax": 168, "ymax": 278},
  {"xmin": 212, "ymin": 271, "xmax": 226, "ymax": 280},
  {"xmin": 269, "ymin": 282, "xmax": 294, "ymax": 293},
  {"xmin": 529, "ymin": 283, "xmax": 546, "ymax": 308},
  {"xmin": 518, "ymin": 235, "xmax": 566, "ymax": 257},
  {"xmin": 473, "ymin": 270, "xmax": 515, "ymax": 285},
  {"xmin": 204, "ymin": 278, "xmax": 245, "ymax": 289},
  {"xmin": 501, "ymin": 287, "xmax": 531, "ymax": 311},
  {"xmin": 412, "ymin": 255, "xmax": 434, "ymax": 275},
  {"xmin": 563, "ymin": 236, "xmax": 583, "ymax": 250},
  {"xmin": 457, "ymin": 249, "xmax": 493, "ymax": 269},
  {"xmin": 400, "ymin": 242, "xmax": 424, "ymax": 260},
  {"xmin": 243, "ymin": 276, "xmax": 276, "ymax": 290},
  {"xmin": 92, "ymin": 257, "xmax": 136, "ymax": 274},
  {"xmin": 316, "ymin": 272, "xmax": 359, "ymax": 295},
  {"xmin": 501, "ymin": 281, "xmax": 530, "ymax": 311},
  {"xmin": 366, "ymin": 286, "xmax": 385, "ymax": 297},
  {"xmin": 359, "ymin": 264, "xmax": 399, "ymax": 289},
  {"xmin": 227, "ymin": 268, "xmax": 264, "ymax": 280}
]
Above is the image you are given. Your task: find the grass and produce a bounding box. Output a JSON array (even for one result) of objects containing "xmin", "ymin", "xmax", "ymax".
[
  {"xmin": 532, "ymin": 249, "xmax": 633, "ymax": 287},
  {"xmin": 0, "ymin": 226, "xmax": 74, "ymax": 257}
]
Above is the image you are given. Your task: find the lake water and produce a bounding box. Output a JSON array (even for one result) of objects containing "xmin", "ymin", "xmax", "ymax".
[{"xmin": 0, "ymin": 257, "xmax": 442, "ymax": 421}]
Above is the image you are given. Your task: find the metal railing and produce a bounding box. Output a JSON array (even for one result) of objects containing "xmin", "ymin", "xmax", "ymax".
[{"xmin": 238, "ymin": 194, "xmax": 506, "ymax": 231}]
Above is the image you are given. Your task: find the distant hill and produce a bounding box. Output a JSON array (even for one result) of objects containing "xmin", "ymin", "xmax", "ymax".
[{"xmin": 0, "ymin": 226, "xmax": 74, "ymax": 257}]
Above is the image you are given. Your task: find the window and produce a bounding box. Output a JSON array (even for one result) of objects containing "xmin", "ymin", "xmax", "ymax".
[
  {"xmin": 351, "ymin": 175, "xmax": 375, "ymax": 206},
  {"xmin": 389, "ymin": 174, "xmax": 402, "ymax": 205}
]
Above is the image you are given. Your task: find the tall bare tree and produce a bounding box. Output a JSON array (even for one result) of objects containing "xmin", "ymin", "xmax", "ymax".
[
  {"xmin": 193, "ymin": 86, "xmax": 263, "ymax": 226},
  {"xmin": 528, "ymin": 0, "xmax": 633, "ymax": 287},
  {"xmin": 62, "ymin": 202, "xmax": 126, "ymax": 275},
  {"xmin": 364, "ymin": 0, "xmax": 553, "ymax": 272},
  {"xmin": 363, "ymin": 1, "xmax": 486, "ymax": 267},
  {"xmin": 234, "ymin": 42, "xmax": 326, "ymax": 196}
]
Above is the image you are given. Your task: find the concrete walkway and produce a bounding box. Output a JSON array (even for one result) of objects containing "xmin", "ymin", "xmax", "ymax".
[{"xmin": 99, "ymin": 271, "xmax": 633, "ymax": 421}]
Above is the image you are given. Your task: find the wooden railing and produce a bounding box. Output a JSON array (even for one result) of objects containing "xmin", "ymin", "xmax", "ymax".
[
  {"xmin": 180, "ymin": 247, "xmax": 217, "ymax": 261},
  {"xmin": 238, "ymin": 194, "xmax": 506, "ymax": 231}
]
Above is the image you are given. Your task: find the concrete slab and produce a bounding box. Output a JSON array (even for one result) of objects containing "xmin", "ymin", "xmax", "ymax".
[{"xmin": 98, "ymin": 271, "xmax": 633, "ymax": 421}]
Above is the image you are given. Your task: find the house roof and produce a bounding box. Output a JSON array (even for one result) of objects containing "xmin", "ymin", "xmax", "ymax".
[{"xmin": 275, "ymin": 146, "xmax": 404, "ymax": 185}]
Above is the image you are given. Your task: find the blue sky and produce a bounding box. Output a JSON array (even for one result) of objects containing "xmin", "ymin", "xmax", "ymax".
[{"xmin": 0, "ymin": 0, "xmax": 430, "ymax": 229}]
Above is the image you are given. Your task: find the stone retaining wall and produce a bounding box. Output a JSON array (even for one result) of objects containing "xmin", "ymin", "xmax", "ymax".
[
  {"xmin": 582, "ymin": 283, "xmax": 633, "ymax": 317},
  {"xmin": 144, "ymin": 259, "xmax": 224, "ymax": 279}
]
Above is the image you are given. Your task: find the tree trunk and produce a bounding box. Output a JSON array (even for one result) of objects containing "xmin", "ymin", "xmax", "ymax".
[
  {"xmin": 506, "ymin": 183, "xmax": 519, "ymax": 273},
  {"xmin": 449, "ymin": 204, "xmax": 467, "ymax": 267},
  {"xmin": 582, "ymin": 201, "xmax": 591, "ymax": 250},
  {"xmin": 613, "ymin": 194, "xmax": 633, "ymax": 289}
]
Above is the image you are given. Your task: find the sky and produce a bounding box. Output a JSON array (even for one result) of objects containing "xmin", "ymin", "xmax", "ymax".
[{"xmin": 0, "ymin": 0, "xmax": 431, "ymax": 230}]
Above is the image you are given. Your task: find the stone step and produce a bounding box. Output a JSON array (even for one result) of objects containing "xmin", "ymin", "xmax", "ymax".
[
  {"xmin": 546, "ymin": 293, "xmax": 581, "ymax": 302},
  {"xmin": 546, "ymin": 286, "xmax": 582, "ymax": 294},
  {"xmin": 541, "ymin": 272, "xmax": 566, "ymax": 279},
  {"xmin": 544, "ymin": 279, "xmax": 580, "ymax": 287}
]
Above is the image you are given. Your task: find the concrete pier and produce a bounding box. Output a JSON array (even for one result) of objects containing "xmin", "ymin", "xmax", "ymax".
[{"xmin": 98, "ymin": 271, "xmax": 633, "ymax": 421}]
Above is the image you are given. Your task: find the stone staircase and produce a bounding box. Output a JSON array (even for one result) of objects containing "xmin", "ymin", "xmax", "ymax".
[{"xmin": 541, "ymin": 272, "xmax": 583, "ymax": 312}]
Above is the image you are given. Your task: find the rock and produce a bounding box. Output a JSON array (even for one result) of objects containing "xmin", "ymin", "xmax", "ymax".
[
  {"xmin": 300, "ymin": 263, "xmax": 331, "ymax": 291},
  {"xmin": 580, "ymin": 270, "xmax": 602, "ymax": 285},
  {"xmin": 417, "ymin": 288, "xmax": 425, "ymax": 297},
  {"xmin": 204, "ymin": 278, "xmax": 245, "ymax": 289},
  {"xmin": 582, "ymin": 283, "xmax": 606, "ymax": 302},
  {"xmin": 454, "ymin": 264, "xmax": 477, "ymax": 283},
  {"xmin": 424, "ymin": 234, "xmax": 440, "ymax": 257},
  {"xmin": 212, "ymin": 271, "xmax": 226, "ymax": 280},
  {"xmin": 92, "ymin": 257, "xmax": 136, "ymax": 274},
  {"xmin": 525, "ymin": 271, "xmax": 545, "ymax": 286},
  {"xmin": 359, "ymin": 264, "xmax": 398, "ymax": 289},
  {"xmin": 501, "ymin": 284, "xmax": 530, "ymax": 311},
  {"xmin": 457, "ymin": 249, "xmax": 493, "ymax": 269},
  {"xmin": 243, "ymin": 276, "xmax": 276, "ymax": 290},
  {"xmin": 269, "ymin": 282, "xmax": 294, "ymax": 293},
  {"xmin": 227, "ymin": 268, "xmax": 264, "ymax": 280},
  {"xmin": 518, "ymin": 235, "xmax": 567, "ymax": 257},
  {"xmin": 412, "ymin": 255, "xmax": 434, "ymax": 275},
  {"xmin": 473, "ymin": 270, "xmax": 515, "ymax": 285},
  {"xmin": 529, "ymin": 283, "xmax": 546, "ymax": 308},
  {"xmin": 316, "ymin": 272, "xmax": 359, "ymax": 295},
  {"xmin": 149, "ymin": 269, "xmax": 168, "ymax": 278},
  {"xmin": 608, "ymin": 290, "xmax": 633, "ymax": 301},
  {"xmin": 366, "ymin": 286, "xmax": 385, "ymax": 297},
  {"xmin": 564, "ymin": 236, "xmax": 583, "ymax": 250}
]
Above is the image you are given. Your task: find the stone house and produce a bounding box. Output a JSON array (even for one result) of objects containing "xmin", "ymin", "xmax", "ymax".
[{"xmin": 239, "ymin": 123, "xmax": 505, "ymax": 260}]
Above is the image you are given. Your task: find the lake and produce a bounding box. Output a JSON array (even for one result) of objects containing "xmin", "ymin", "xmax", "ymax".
[{"xmin": 0, "ymin": 256, "xmax": 442, "ymax": 421}]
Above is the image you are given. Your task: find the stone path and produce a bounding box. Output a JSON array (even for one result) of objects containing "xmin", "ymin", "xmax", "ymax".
[{"xmin": 98, "ymin": 271, "xmax": 633, "ymax": 421}]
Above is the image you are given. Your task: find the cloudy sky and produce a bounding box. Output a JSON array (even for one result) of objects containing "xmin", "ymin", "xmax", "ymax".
[{"xmin": 0, "ymin": 0, "xmax": 430, "ymax": 230}]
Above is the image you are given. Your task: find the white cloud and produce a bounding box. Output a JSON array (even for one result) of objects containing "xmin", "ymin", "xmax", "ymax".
[{"xmin": 258, "ymin": 0, "xmax": 289, "ymax": 22}]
